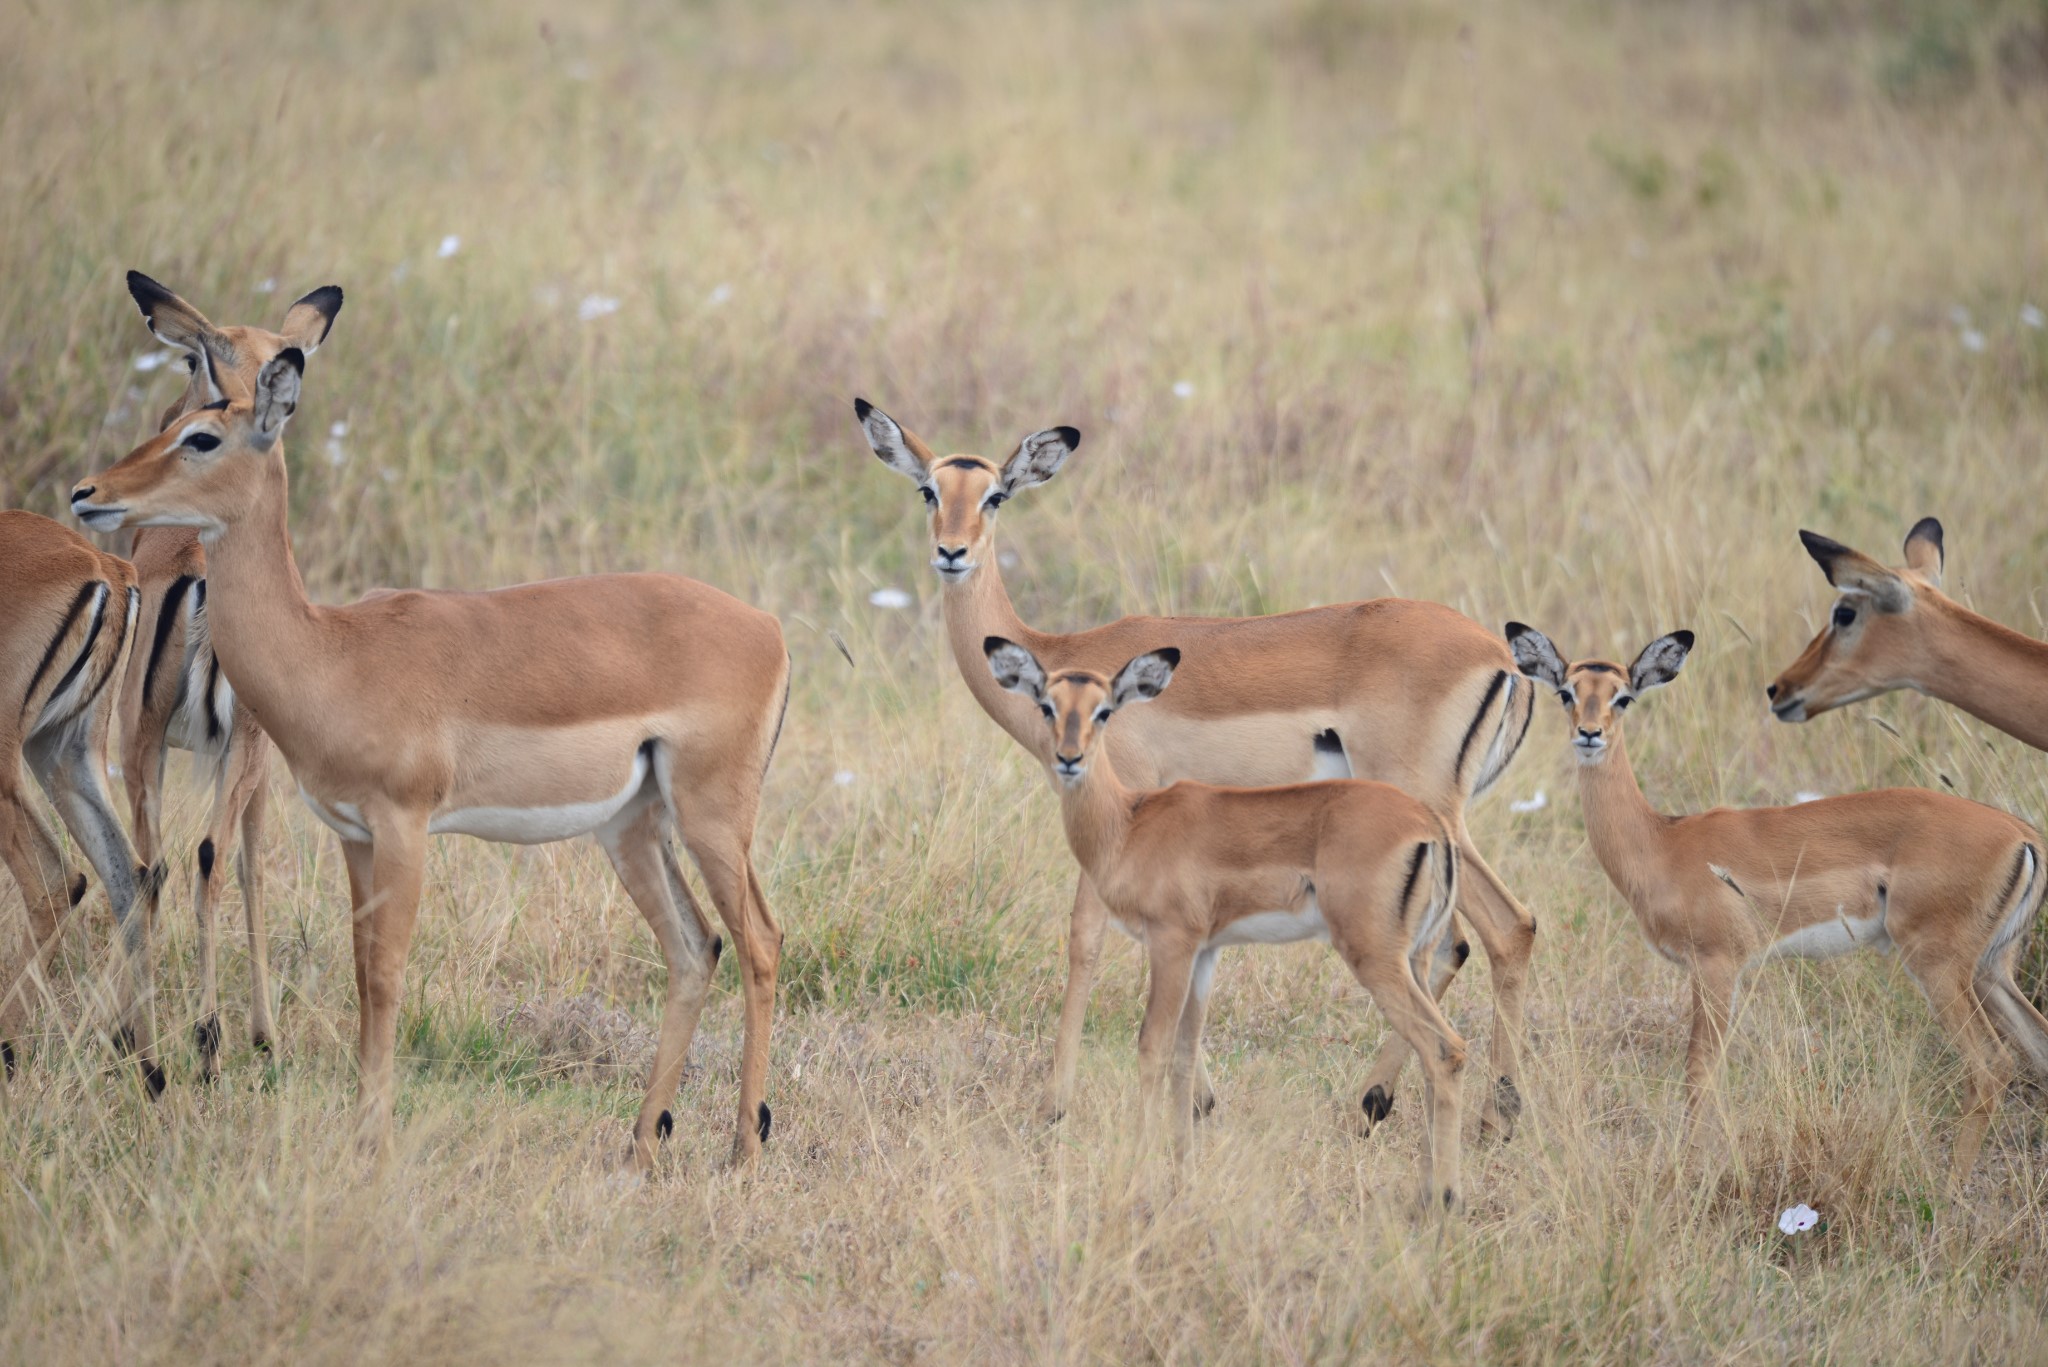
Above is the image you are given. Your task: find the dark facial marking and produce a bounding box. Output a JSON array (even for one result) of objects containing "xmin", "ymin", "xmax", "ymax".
[
  {"xmin": 656, "ymin": 1110, "xmax": 674, "ymax": 1141},
  {"xmin": 198, "ymin": 398, "xmax": 230, "ymax": 413},
  {"xmin": 143, "ymin": 574, "xmax": 196, "ymax": 709},
  {"xmin": 756, "ymin": 1101, "xmax": 772, "ymax": 1143},
  {"xmin": 1453, "ymin": 672, "xmax": 1508, "ymax": 785},
  {"xmin": 938, "ymin": 457, "xmax": 990, "ymax": 472},
  {"xmin": 197, "ymin": 838, "xmax": 215, "ymax": 882},
  {"xmin": 1575, "ymin": 662, "xmax": 1624, "ymax": 677},
  {"xmin": 1361, "ymin": 1084, "xmax": 1393, "ymax": 1128},
  {"xmin": 1194, "ymin": 1092, "xmax": 1217, "ymax": 1119},
  {"xmin": 23, "ymin": 583, "xmax": 102, "ymax": 719}
]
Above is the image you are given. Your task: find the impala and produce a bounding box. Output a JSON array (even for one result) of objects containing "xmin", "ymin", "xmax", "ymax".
[
  {"xmin": 1510, "ymin": 622, "xmax": 2048, "ymax": 1179},
  {"xmin": 72, "ymin": 352, "xmax": 792, "ymax": 1169},
  {"xmin": 1768, "ymin": 518, "xmax": 2048, "ymax": 751},
  {"xmin": 985, "ymin": 638, "xmax": 1468, "ymax": 1208},
  {"xmin": 0, "ymin": 512, "xmax": 155, "ymax": 1091},
  {"xmin": 119, "ymin": 269, "xmax": 344, "ymax": 1077},
  {"xmin": 855, "ymin": 399, "xmax": 1537, "ymax": 1137}
]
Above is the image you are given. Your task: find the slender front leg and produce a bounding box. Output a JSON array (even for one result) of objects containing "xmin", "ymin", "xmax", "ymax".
[
  {"xmin": 192, "ymin": 725, "xmax": 271, "ymax": 1078},
  {"xmin": 1447, "ymin": 836, "xmax": 1535, "ymax": 1140},
  {"xmin": 1358, "ymin": 915, "xmax": 1467, "ymax": 1134},
  {"xmin": 353, "ymin": 817, "xmax": 427, "ymax": 1159},
  {"xmin": 1680, "ymin": 955, "xmax": 1741, "ymax": 1156},
  {"xmin": 120, "ymin": 709, "xmax": 168, "ymax": 938},
  {"xmin": 1168, "ymin": 947, "xmax": 1218, "ymax": 1160},
  {"xmin": 1135, "ymin": 934, "xmax": 1198, "ymax": 1156},
  {"xmin": 1042, "ymin": 873, "xmax": 1111, "ymax": 1123},
  {"xmin": 236, "ymin": 753, "xmax": 275, "ymax": 1052},
  {"xmin": 1353, "ymin": 948, "xmax": 1468, "ymax": 1213}
]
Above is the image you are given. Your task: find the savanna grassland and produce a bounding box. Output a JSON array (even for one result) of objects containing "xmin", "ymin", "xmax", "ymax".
[{"xmin": 5, "ymin": 0, "xmax": 2048, "ymax": 1361}]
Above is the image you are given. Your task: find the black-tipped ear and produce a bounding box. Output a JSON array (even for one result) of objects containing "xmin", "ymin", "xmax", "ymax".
[
  {"xmin": 280, "ymin": 285, "xmax": 344, "ymax": 353},
  {"xmin": 1799, "ymin": 530, "xmax": 1851, "ymax": 580},
  {"xmin": 855, "ymin": 399, "xmax": 930, "ymax": 482},
  {"xmin": 125, "ymin": 269, "xmax": 176, "ymax": 318},
  {"xmin": 1903, "ymin": 516, "xmax": 1944, "ymax": 584},
  {"xmin": 1504, "ymin": 622, "xmax": 1568, "ymax": 691},
  {"xmin": 854, "ymin": 397, "xmax": 873, "ymax": 421},
  {"xmin": 277, "ymin": 346, "xmax": 305, "ymax": 375},
  {"xmin": 124, "ymin": 268, "xmax": 217, "ymax": 355},
  {"xmin": 1627, "ymin": 631, "xmax": 1694, "ymax": 694},
  {"xmin": 985, "ymin": 637, "xmax": 1048, "ymax": 699},
  {"xmin": 1108, "ymin": 648, "xmax": 1178, "ymax": 709},
  {"xmin": 1000, "ymin": 426, "xmax": 1080, "ymax": 495}
]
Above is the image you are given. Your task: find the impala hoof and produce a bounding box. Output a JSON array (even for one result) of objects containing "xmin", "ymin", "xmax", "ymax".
[
  {"xmin": 756, "ymin": 1101, "xmax": 772, "ymax": 1143},
  {"xmin": 656, "ymin": 1109, "xmax": 674, "ymax": 1141},
  {"xmin": 1361, "ymin": 1085, "xmax": 1394, "ymax": 1131}
]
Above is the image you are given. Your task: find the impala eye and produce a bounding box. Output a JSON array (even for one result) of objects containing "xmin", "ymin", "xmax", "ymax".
[
  {"xmin": 920, "ymin": 487, "xmax": 938, "ymax": 507},
  {"xmin": 1613, "ymin": 695, "xmax": 1633, "ymax": 711},
  {"xmin": 1093, "ymin": 708, "xmax": 1111, "ymax": 725},
  {"xmin": 183, "ymin": 355, "xmax": 198, "ymax": 374},
  {"xmin": 1558, "ymin": 691, "xmax": 1574, "ymax": 709},
  {"xmin": 985, "ymin": 492, "xmax": 1007, "ymax": 511},
  {"xmin": 1833, "ymin": 603, "xmax": 1856, "ymax": 629},
  {"xmin": 1039, "ymin": 702, "xmax": 1054, "ymax": 720},
  {"xmin": 183, "ymin": 432, "xmax": 221, "ymax": 453}
]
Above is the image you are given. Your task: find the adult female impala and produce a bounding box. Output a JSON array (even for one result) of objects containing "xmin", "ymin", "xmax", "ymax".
[
  {"xmin": 72, "ymin": 353, "xmax": 791, "ymax": 1170},
  {"xmin": 1767, "ymin": 518, "xmax": 2048, "ymax": 751},
  {"xmin": 119, "ymin": 269, "xmax": 344, "ymax": 1077},
  {"xmin": 1509, "ymin": 622, "xmax": 2048, "ymax": 1179},
  {"xmin": 854, "ymin": 400, "xmax": 1537, "ymax": 1137},
  {"xmin": 984, "ymin": 638, "xmax": 1469, "ymax": 1209},
  {"xmin": 0, "ymin": 512, "xmax": 154, "ymax": 1091}
]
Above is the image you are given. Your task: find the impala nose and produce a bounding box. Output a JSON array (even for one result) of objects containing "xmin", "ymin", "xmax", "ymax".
[
  {"xmin": 936, "ymin": 544, "xmax": 968, "ymax": 567},
  {"xmin": 71, "ymin": 484, "xmax": 96, "ymax": 504},
  {"xmin": 1766, "ymin": 682, "xmax": 1779, "ymax": 701},
  {"xmin": 1576, "ymin": 727, "xmax": 1602, "ymax": 742}
]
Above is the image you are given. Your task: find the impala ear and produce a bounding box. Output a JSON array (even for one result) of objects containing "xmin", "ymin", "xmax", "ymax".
[
  {"xmin": 1000, "ymin": 426, "xmax": 1080, "ymax": 496},
  {"xmin": 1504, "ymin": 622, "xmax": 1568, "ymax": 691},
  {"xmin": 984, "ymin": 636, "xmax": 1048, "ymax": 701},
  {"xmin": 1628, "ymin": 630, "xmax": 1695, "ymax": 694},
  {"xmin": 126, "ymin": 269, "xmax": 218, "ymax": 354},
  {"xmin": 853, "ymin": 398, "xmax": 936, "ymax": 483},
  {"xmin": 251, "ymin": 349, "xmax": 304, "ymax": 444},
  {"xmin": 1109, "ymin": 648, "xmax": 1179, "ymax": 710},
  {"xmin": 279, "ymin": 285, "xmax": 345, "ymax": 354},
  {"xmin": 1902, "ymin": 516, "xmax": 1944, "ymax": 587},
  {"xmin": 1800, "ymin": 530, "xmax": 1909, "ymax": 612}
]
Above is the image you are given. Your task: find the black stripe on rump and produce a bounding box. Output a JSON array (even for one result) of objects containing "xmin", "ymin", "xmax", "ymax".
[
  {"xmin": 1997, "ymin": 844, "xmax": 2033, "ymax": 913},
  {"xmin": 32, "ymin": 583, "xmax": 110, "ymax": 729},
  {"xmin": 1398, "ymin": 842, "xmax": 1430, "ymax": 915},
  {"xmin": 143, "ymin": 574, "xmax": 196, "ymax": 709},
  {"xmin": 82, "ymin": 586, "xmax": 140, "ymax": 712},
  {"xmin": 23, "ymin": 583, "xmax": 101, "ymax": 714},
  {"xmin": 1452, "ymin": 671, "xmax": 1508, "ymax": 787}
]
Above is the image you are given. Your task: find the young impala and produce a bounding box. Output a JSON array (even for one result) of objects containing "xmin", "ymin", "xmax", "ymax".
[
  {"xmin": 855, "ymin": 399, "xmax": 1537, "ymax": 1139},
  {"xmin": 1509, "ymin": 622, "xmax": 2048, "ymax": 1179},
  {"xmin": 1767, "ymin": 518, "xmax": 2048, "ymax": 751},
  {"xmin": 72, "ymin": 352, "xmax": 792, "ymax": 1170},
  {"xmin": 0, "ymin": 512, "xmax": 154, "ymax": 1091},
  {"xmin": 985, "ymin": 638, "xmax": 1469, "ymax": 1209},
  {"xmin": 119, "ymin": 269, "xmax": 345, "ymax": 1078}
]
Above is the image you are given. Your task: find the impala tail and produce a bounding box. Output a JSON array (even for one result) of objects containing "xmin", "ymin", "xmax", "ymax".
[
  {"xmin": 1466, "ymin": 669, "xmax": 1536, "ymax": 801},
  {"xmin": 1403, "ymin": 833, "xmax": 1461, "ymax": 964}
]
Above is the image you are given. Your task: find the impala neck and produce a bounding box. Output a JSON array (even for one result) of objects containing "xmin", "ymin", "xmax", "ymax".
[
  {"xmin": 1573, "ymin": 730, "xmax": 1671, "ymax": 908},
  {"xmin": 195, "ymin": 455, "xmax": 325, "ymax": 736},
  {"xmin": 1053, "ymin": 750, "xmax": 1139, "ymax": 891},
  {"xmin": 940, "ymin": 559, "xmax": 1042, "ymax": 752},
  {"xmin": 1920, "ymin": 599, "xmax": 2048, "ymax": 750}
]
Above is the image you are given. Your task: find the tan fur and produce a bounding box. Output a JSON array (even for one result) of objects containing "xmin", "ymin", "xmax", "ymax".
[
  {"xmin": 0, "ymin": 511, "xmax": 155, "ymax": 1088},
  {"xmin": 1768, "ymin": 519, "xmax": 2048, "ymax": 751},
  {"xmin": 857, "ymin": 401, "xmax": 1536, "ymax": 1135},
  {"xmin": 1515, "ymin": 624, "xmax": 2048, "ymax": 1182},
  {"xmin": 989, "ymin": 642, "xmax": 1469, "ymax": 1208},
  {"xmin": 117, "ymin": 271, "xmax": 343, "ymax": 1074},
  {"xmin": 75, "ymin": 357, "xmax": 791, "ymax": 1171}
]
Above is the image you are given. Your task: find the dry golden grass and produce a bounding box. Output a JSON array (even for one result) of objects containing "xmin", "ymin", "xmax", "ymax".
[{"xmin": 5, "ymin": 0, "xmax": 2048, "ymax": 1361}]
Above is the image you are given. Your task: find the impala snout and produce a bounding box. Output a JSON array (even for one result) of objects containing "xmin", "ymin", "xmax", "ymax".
[
  {"xmin": 1766, "ymin": 679, "xmax": 1811, "ymax": 722},
  {"xmin": 1053, "ymin": 751, "xmax": 1087, "ymax": 784},
  {"xmin": 69, "ymin": 483, "xmax": 127, "ymax": 533},
  {"xmin": 1573, "ymin": 726, "xmax": 1607, "ymax": 761},
  {"xmin": 932, "ymin": 543, "xmax": 975, "ymax": 580}
]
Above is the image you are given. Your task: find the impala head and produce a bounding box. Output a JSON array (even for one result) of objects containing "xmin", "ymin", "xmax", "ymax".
[
  {"xmin": 71, "ymin": 350, "xmax": 304, "ymax": 535},
  {"xmin": 1505, "ymin": 623, "xmax": 1695, "ymax": 765},
  {"xmin": 125, "ymin": 270, "xmax": 341, "ymax": 430},
  {"xmin": 1765, "ymin": 518, "xmax": 1947, "ymax": 724},
  {"xmin": 854, "ymin": 398, "xmax": 1080, "ymax": 584},
  {"xmin": 984, "ymin": 637, "xmax": 1179, "ymax": 786}
]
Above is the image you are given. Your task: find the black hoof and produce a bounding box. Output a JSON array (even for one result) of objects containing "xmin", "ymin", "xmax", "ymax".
[
  {"xmin": 2, "ymin": 1039, "xmax": 15, "ymax": 1078},
  {"xmin": 1361, "ymin": 1084, "xmax": 1393, "ymax": 1130},
  {"xmin": 112, "ymin": 1025, "xmax": 136, "ymax": 1058},
  {"xmin": 756, "ymin": 1101, "xmax": 772, "ymax": 1143},
  {"xmin": 710, "ymin": 935, "xmax": 724, "ymax": 967},
  {"xmin": 195, "ymin": 1015, "xmax": 221, "ymax": 1059},
  {"xmin": 1494, "ymin": 1075, "xmax": 1524, "ymax": 1124},
  {"xmin": 252, "ymin": 1035, "xmax": 273, "ymax": 1055},
  {"xmin": 1193, "ymin": 1093, "xmax": 1218, "ymax": 1120},
  {"xmin": 1453, "ymin": 939, "xmax": 1470, "ymax": 967},
  {"xmin": 656, "ymin": 1109, "xmax": 674, "ymax": 1141},
  {"xmin": 143, "ymin": 1062, "xmax": 166, "ymax": 1099}
]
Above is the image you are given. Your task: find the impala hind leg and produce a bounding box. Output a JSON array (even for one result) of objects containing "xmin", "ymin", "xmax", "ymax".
[
  {"xmin": 192, "ymin": 728, "xmax": 268, "ymax": 1078},
  {"xmin": 1350, "ymin": 947, "xmax": 1468, "ymax": 1212},
  {"xmin": 1167, "ymin": 948, "xmax": 1218, "ymax": 1161},
  {"xmin": 0, "ymin": 759, "xmax": 79, "ymax": 1073},
  {"xmin": 597, "ymin": 798, "xmax": 721, "ymax": 1172},
  {"xmin": 236, "ymin": 756, "xmax": 275, "ymax": 1053},
  {"xmin": 120, "ymin": 709, "xmax": 169, "ymax": 939},
  {"xmin": 25, "ymin": 725, "xmax": 156, "ymax": 1095},
  {"xmin": 1357, "ymin": 915, "xmax": 1465, "ymax": 1134},
  {"xmin": 1909, "ymin": 956, "xmax": 2012, "ymax": 1184}
]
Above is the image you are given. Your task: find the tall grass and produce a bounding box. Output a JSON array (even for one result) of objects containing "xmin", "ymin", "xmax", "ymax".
[{"xmin": 3, "ymin": 0, "xmax": 2048, "ymax": 1360}]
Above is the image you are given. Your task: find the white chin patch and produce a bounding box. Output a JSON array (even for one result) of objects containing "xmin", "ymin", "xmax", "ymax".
[
  {"xmin": 932, "ymin": 563, "xmax": 976, "ymax": 582},
  {"xmin": 76, "ymin": 508, "xmax": 127, "ymax": 532},
  {"xmin": 1573, "ymin": 742, "xmax": 1607, "ymax": 765}
]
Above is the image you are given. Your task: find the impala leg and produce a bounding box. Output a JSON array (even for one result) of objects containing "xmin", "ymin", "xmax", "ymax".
[
  {"xmin": 1449, "ymin": 837, "xmax": 1535, "ymax": 1141},
  {"xmin": 1135, "ymin": 935, "xmax": 1197, "ymax": 1158},
  {"xmin": 352, "ymin": 819, "xmax": 426, "ymax": 1159},
  {"xmin": 0, "ymin": 757, "xmax": 78, "ymax": 1073},
  {"xmin": 1911, "ymin": 956, "xmax": 2011, "ymax": 1185},
  {"xmin": 1352, "ymin": 947, "xmax": 1468, "ymax": 1213},
  {"xmin": 235, "ymin": 747, "xmax": 275, "ymax": 1052},
  {"xmin": 1042, "ymin": 873, "xmax": 1111, "ymax": 1124},
  {"xmin": 1680, "ymin": 955, "xmax": 1740, "ymax": 1158},
  {"xmin": 597, "ymin": 798, "xmax": 720, "ymax": 1173},
  {"xmin": 120, "ymin": 706, "xmax": 169, "ymax": 939},
  {"xmin": 1168, "ymin": 947, "xmax": 1218, "ymax": 1161},
  {"xmin": 25, "ymin": 725, "xmax": 156, "ymax": 1096},
  {"xmin": 339, "ymin": 839, "xmax": 374, "ymax": 1065},
  {"xmin": 1358, "ymin": 915, "xmax": 1466, "ymax": 1134},
  {"xmin": 192, "ymin": 727, "xmax": 267, "ymax": 1078}
]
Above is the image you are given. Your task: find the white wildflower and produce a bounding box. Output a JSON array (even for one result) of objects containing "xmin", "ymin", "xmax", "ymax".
[
  {"xmin": 1171, "ymin": 380, "xmax": 1196, "ymax": 399},
  {"xmin": 132, "ymin": 350, "xmax": 174, "ymax": 373},
  {"xmin": 2023, "ymin": 304, "xmax": 2045, "ymax": 330},
  {"xmin": 1509, "ymin": 790, "xmax": 1547, "ymax": 814},
  {"xmin": 437, "ymin": 235, "xmax": 462, "ymax": 259},
  {"xmin": 833, "ymin": 770, "xmax": 856, "ymax": 787},
  {"xmin": 254, "ymin": 277, "xmax": 277, "ymax": 294},
  {"xmin": 578, "ymin": 294, "xmax": 620, "ymax": 322},
  {"xmin": 706, "ymin": 282, "xmax": 733, "ymax": 307},
  {"xmin": 1960, "ymin": 328, "xmax": 1987, "ymax": 353},
  {"xmin": 868, "ymin": 587, "xmax": 912, "ymax": 609},
  {"xmin": 1777, "ymin": 1204, "xmax": 1819, "ymax": 1236}
]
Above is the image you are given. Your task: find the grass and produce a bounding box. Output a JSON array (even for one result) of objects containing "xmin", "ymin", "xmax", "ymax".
[{"xmin": 5, "ymin": 0, "xmax": 2048, "ymax": 1360}]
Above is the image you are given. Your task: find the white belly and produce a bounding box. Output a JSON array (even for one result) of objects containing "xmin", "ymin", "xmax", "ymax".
[
  {"xmin": 1207, "ymin": 898, "xmax": 1330, "ymax": 949},
  {"xmin": 1760, "ymin": 908, "xmax": 1891, "ymax": 962},
  {"xmin": 428, "ymin": 746, "xmax": 651, "ymax": 845}
]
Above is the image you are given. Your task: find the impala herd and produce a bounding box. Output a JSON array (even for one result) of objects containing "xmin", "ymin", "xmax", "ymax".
[{"xmin": 1, "ymin": 273, "xmax": 2045, "ymax": 1212}]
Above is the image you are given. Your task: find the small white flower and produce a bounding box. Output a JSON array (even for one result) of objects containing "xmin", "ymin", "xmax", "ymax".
[
  {"xmin": 330, "ymin": 420, "xmax": 349, "ymax": 439},
  {"xmin": 868, "ymin": 587, "xmax": 912, "ymax": 609},
  {"xmin": 132, "ymin": 350, "xmax": 173, "ymax": 372},
  {"xmin": 2023, "ymin": 304, "xmax": 2045, "ymax": 330},
  {"xmin": 1171, "ymin": 380, "xmax": 1196, "ymax": 399},
  {"xmin": 1960, "ymin": 328, "xmax": 1987, "ymax": 353},
  {"xmin": 1509, "ymin": 789, "xmax": 1547, "ymax": 814},
  {"xmin": 578, "ymin": 294, "xmax": 620, "ymax": 322},
  {"xmin": 1794, "ymin": 790, "xmax": 1825, "ymax": 804},
  {"xmin": 1777, "ymin": 1203, "xmax": 1819, "ymax": 1236},
  {"xmin": 706, "ymin": 282, "xmax": 733, "ymax": 307},
  {"xmin": 833, "ymin": 770, "xmax": 856, "ymax": 787},
  {"xmin": 254, "ymin": 277, "xmax": 277, "ymax": 294},
  {"xmin": 437, "ymin": 235, "xmax": 462, "ymax": 259}
]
